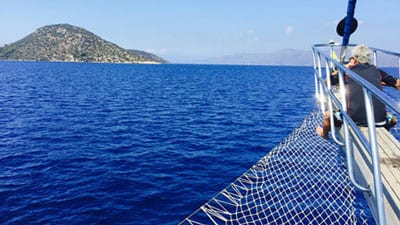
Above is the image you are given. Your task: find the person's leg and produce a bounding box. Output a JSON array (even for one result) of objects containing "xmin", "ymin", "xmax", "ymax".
[{"xmin": 316, "ymin": 111, "xmax": 330, "ymax": 139}]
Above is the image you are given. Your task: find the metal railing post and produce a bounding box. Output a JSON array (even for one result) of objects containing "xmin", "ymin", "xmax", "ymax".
[
  {"xmin": 312, "ymin": 43, "xmax": 400, "ymax": 225},
  {"xmin": 324, "ymin": 61, "xmax": 344, "ymax": 146},
  {"xmin": 337, "ymin": 65, "xmax": 369, "ymax": 192},
  {"xmin": 363, "ymin": 88, "xmax": 386, "ymax": 225}
]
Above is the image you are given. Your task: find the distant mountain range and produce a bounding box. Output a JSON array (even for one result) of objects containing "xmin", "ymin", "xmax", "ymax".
[
  {"xmin": 0, "ymin": 24, "xmax": 168, "ymax": 64},
  {"xmin": 1, "ymin": 24, "xmax": 396, "ymax": 66},
  {"xmin": 198, "ymin": 49, "xmax": 311, "ymax": 66},
  {"xmin": 197, "ymin": 48, "xmax": 398, "ymax": 67}
]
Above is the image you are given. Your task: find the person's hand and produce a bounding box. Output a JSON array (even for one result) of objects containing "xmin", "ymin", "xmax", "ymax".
[
  {"xmin": 346, "ymin": 57, "xmax": 357, "ymax": 68},
  {"xmin": 346, "ymin": 61, "xmax": 355, "ymax": 68}
]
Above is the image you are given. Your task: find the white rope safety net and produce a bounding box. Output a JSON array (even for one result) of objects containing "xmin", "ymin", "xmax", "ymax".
[{"xmin": 179, "ymin": 112, "xmax": 372, "ymax": 225}]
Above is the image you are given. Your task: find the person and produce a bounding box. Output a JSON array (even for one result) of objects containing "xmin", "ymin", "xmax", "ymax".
[{"xmin": 317, "ymin": 44, "xmax": 397, "ymax": 139}]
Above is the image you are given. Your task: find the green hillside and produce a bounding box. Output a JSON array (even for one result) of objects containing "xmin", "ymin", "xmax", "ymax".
[{"xmin": 0, "ymin": 24, "xmax": 167, "ymax": 64}]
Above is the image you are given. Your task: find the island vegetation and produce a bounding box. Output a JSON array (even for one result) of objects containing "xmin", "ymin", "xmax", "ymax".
[{"xmin": 0, "ymin": 24, "xmax": 168, "ymax": 64}]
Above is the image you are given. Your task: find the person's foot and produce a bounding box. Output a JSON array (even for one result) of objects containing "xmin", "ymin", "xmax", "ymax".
[{"xmin": 316, "ymin": 126, "xmax": 328, "ymax": 139}]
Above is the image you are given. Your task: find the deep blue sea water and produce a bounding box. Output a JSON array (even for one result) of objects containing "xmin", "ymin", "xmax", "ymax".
[{"xmin": 0, "ymin": 61, "xmax": 398, "ymax": 225}]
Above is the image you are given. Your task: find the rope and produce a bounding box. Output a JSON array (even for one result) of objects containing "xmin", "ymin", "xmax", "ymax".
[{"xmin": 179, "ymin": 111, "xmax": 372, "ymax": 225}]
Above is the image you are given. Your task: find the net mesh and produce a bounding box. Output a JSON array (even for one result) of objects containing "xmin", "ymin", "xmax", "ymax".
[{"xmin": 179, "ymin": 111, "xmax": 373, "ymax": 225}]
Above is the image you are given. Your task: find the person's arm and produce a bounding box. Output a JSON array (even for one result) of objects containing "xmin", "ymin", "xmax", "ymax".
[{"xmin": 379, "ymin": 69, "xmax": 400, "ymax": 89}]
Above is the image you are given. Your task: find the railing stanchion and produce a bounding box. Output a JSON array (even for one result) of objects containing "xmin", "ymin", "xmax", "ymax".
[
  {"xmin": 363, "ymin": 88, "xmax": 386, "ymax": 225},
  {"xmin": 312, "ymin": 43, "xmax": 400, "ymax": 225}
]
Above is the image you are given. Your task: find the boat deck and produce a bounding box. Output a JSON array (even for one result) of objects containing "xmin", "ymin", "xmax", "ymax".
[{"xmin": 356, "ymin": 127, "xmax": 400, "ymax": 225}]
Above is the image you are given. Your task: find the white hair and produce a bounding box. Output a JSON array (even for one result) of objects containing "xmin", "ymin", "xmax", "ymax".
[{"xmin": 351, "ymin": 44, "xmax": 371, "ymax": 64}]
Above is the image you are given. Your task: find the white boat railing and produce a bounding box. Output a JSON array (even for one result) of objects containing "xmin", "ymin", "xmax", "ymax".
[{"xmin": 312, "ymin": 43, "xmax": 400, "ymax": 225}]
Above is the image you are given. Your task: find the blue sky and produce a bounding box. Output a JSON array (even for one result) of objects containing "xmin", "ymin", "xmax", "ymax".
[{"xmin": 0, "ymin": 0, "xmax": 399, "ymax": 63}]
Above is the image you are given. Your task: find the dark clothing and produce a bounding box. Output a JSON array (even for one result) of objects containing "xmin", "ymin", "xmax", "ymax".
[
  {"xmin": 347, "ymin": 64, "xmax": 387, "ymax": 125},
  {"xmin": 379, "ymin": 69, "xmax": 398, "ymax": 87},
  {"xmin": 330, "ymin": 70, "xmax": 339, "ymax": 85},
  {"xmin": 330, "ymin": 67, "xmax": 397, "ymax": 87}
]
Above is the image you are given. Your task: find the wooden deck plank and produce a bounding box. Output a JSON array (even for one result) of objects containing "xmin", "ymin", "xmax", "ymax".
[
  {"xmin": 359, "ymin": 127, "xmax": 400, "ymax": 225},
  {"xmin": 374, "ymin": 129, "xmax": 400, "ymax": 181},
  {"xmin": 375, "ymin": 129, "xmax": 400, "ymax": 204}
]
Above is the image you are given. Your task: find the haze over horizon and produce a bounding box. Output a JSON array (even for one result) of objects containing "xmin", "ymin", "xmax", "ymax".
[{"xmin": 1, "ymin": 0, "xmax": 399, "ymax": 63}]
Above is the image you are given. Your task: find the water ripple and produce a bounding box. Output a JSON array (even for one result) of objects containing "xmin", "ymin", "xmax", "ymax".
[{"xmin": 0, "ymin": 62, "xmax": 324, "ymax": 224}]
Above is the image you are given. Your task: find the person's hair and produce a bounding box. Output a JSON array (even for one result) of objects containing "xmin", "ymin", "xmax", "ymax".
[{"xmin": 351, "ymin": 44, "xmax": 371, "ymax": 64}]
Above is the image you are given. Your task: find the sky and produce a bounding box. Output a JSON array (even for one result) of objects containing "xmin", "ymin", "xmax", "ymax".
[{"xmin": 0, "ymin": 0, "xmax": 399, "ymax": 63}]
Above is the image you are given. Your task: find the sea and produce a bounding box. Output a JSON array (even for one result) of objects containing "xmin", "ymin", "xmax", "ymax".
[{"xmin": 0, "ymin": 61, "xmax": 398, "ymax": 225}]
